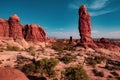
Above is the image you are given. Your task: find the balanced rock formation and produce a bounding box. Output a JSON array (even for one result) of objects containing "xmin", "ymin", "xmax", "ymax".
[
  {"xmin": 0, "ymin": 68, "xmax": 29, "ymax": 80},
  {"xmin": 78, "ymin": 5, "xmax": 97, "ymax": 48},
  {"xmin": 0, "ymin": 14, "xmax": 48, "ymax": 42}
]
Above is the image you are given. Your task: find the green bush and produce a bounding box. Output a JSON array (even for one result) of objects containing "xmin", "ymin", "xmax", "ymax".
[
  {"xmin": 52, "ymin": 46, "xmax": 64, "ymax": 53},
  {"xmin": 60, "ymin": 54, "xmax": 73, "ymax": 64},
  {"xmin": 86, "ymin": 56, "xmax": 105, "ymax": 66},
  {"xmin": 64, "ymin": 46, "xmax": 76, "ymax": 51},
  {"xmin": 7, "ymin": 45, "xmax": 20, "ymax": 51},
  {"xmin": 0, "ymin": 48, "xmax": 4, "ymax": 52},
  {"xmin": 35, "ymin": 58, "xmax": 59, "ymax": 77},
  {"xmin": 64, "ymin": 66, "xmax": 88, "ymax": 80},
  {"xmin": 22, "ymin": 58, "xmax": 58, "ymax": 78},
  {"xmin": 22, "ymin": 63, "xmax": 35, "ymax": 74},
  {"xmin": 27, "ymin": 46, "xmax": 36, "ymax": 56},
  {"xmin": 30, "ymin": 51, "xmax": 36, "ymax": 56},
  {"xmin": 27, "ymin": 46, "xmax": 35, "ymax": 52}
]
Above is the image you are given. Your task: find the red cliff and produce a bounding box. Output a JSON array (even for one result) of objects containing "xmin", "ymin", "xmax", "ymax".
[
  {"xmin": 0, "ymin": 18, "xmax": 9, "ymax": 37},
  {"xmin": 8, "ymin": 14, "xmax": 23, "ymax": 39},
  {"xmin": 23, "ymin": 24, "xmax": 47, "ymax": 42},
  {"xmin": 0, "ymin": 14, "xmax": 48, "ymax": 42}
]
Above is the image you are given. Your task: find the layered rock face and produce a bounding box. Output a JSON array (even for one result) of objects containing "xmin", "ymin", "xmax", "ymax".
[
  {"xmin": 23, "ymin": 24, "xmax": 46, "ymax": 42},
  {"xmin": 0, "ymin": 14, "xmax": 47, "ymax": 42},
  {"xmin": 8, "ymin": 14, "xmax": 23, "ymax": 39},
  {"xmin": 0, "ymin": 18, "xmax": 9, "ymax": 37},
  {"xmin": 78, "ymin": 5, "xmax": 96, "ymax": 48}
]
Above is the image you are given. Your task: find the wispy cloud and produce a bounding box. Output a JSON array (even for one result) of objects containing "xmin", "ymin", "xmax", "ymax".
[
  {"xmin": 47, "ymin": 32, "xmax": 79, "ymax": 39},
  {"xmin": 88, "ymin": 0, "xmax": 109, "ymax": 10},
  {"xmin": 47, "ymin": 30, "xmax": 120, "ymax": 39},
  {"xmin": 89, "ymin": 9, "xmax": 118, "ymax": 16},
  {"xmin": 69, "ymin": 0, "xmax": 119, "ymax": 16},
  {"xmin": 92, "ymin": 30, "xmax": 100, "ymax": 33},
  {"xmin": 104, "ymin": 31, "xmax": 120, "ymax": 38}
]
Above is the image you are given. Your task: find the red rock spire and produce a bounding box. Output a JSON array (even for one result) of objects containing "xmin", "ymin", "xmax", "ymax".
[{"xmin": 78, "ymin": 5, "xmax": 97, "ymax": 48}]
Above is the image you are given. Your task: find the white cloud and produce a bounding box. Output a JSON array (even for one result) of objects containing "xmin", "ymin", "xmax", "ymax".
[
  {"xmin": 104, "ymin": 31, "xmax": 120, "ymax": 38},
  {"xmin": 92, "ymin": 31, "xmax": 120, "ymax": 38},
  {"xmin": 47, "ymin": 30, "xmax": 120, "ymax": 39},
  {"xmin": 92, "ymin": 30, "xmax": 100, "ymax": 33},
  {"xmin": 88, "ymin": 0, "xmax": 109, "ymax": 10},
  {"xmin": 69, "ymin": 0, "xmax": 119, "ymax": 16},
  {"xmin": 69, "ymin": 4, "xmax": 79, "ymax": 9},
  {"xmin": 47, "ymin": 32, "xmax": 79, "ymax": 39},
  {"xmin": 89, "ymin": 9, "xmax": 116, "ymax": 16}
]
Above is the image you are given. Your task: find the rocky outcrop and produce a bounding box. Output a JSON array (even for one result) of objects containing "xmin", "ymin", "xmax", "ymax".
[
  {"xmin": 0, "ymin": 18, "xmax": 9, "ymax": 37},
  {"xmin": 8, "ymin": 14, "xmax": 23, "ymax": 40},
  {"xmin": 0, "ymin": 68, "xmax": 29, "ymax": 80},
  {"xmin": 23, "ymin": 24, "xmax": 47, "ymax": 42},
  {"xmin": 0, "ymin": 14, "xmax": 48, "ymax": 42},
  {"xmin": 95, "ymin": 38, "xmax": 120, "ymax": 51},
  {"xmin": 78, "ymin": 5, "xmax": 97, "ymax": 48}
]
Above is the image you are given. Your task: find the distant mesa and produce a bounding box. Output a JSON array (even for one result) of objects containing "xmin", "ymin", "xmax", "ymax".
[
  {"xmin": 0, "ymin": 14, "xmax": 48, "ymax": 42},
  {"xmin": 78, "ymin": 5, "xmax": 97, "ymax": 48}
]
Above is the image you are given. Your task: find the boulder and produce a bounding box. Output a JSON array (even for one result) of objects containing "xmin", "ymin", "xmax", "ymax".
[{"xmin": 0, "ymin": 68, "xmax": 29, "ymax": 80}]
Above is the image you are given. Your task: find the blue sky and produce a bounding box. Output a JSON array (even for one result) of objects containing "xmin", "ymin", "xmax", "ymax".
[{"xmin": 0, "ymin": 0, "xmax": 120, "ymax": 39}]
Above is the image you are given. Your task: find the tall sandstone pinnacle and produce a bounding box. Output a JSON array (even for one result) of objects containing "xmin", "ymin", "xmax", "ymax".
[
  {"xmin": 78, "ymin": 5, "xmax": 97, "ymax": 48},
  {"xmin": 0, "ymin": 14, "xmax": 48, "ymax": 42}
]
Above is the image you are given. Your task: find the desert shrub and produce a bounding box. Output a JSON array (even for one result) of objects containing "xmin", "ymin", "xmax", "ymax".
[
  {"xmin": 22, "ymin": 63, "xmax": 35, "ymax": 74},
  {"xmin": 4, "ymin": 65, "xmax": 11, "ymax": 68},
  {"xmin": 35, "ymin": 58, "xmax": 59, "ymax": 77},
  {"xmin": 60, "ymin": 54, "xmax": 73, "ymax": 64},
  {"xmin": 110, "ymin": 71, "xmax": 119, "ymax": 77},
  {"xmin": 52, "ymin": 40, "xmax": 66, "ymax": 53},
  {"xmin": 86, "ymin": 56, "xmax": 105, "ymax": 66},
  {"xmin": 0, "ymin": 60, "xmax": 2, "ymax": 64},
  {"xmin": 92, "ymin": 69, "xmax": 104, "ymax": 77},
  {"xmin": 52, "ymin": 46, "xmax": 64, "ymax": 53},
  {"xmin": 27, "ymin": 46, "xmax": 35, "ymax": 51},
  {"xmin": 22, "ymin": 58, "xmax": 58, "ymax": 78},
  {"xmin": 64, "ymin": 66, "xmax": 88, "ymax": 80},
  {"xmin": 105, "ymin": 64, "xmax": 114, "ymax": 70},
  {"xmin": 64, "ymin": 46, "xmax": 76, "ymax": 51},
  {"xmin": 27, "ymin": 46, "xmax": 36, "ymax": 56},
  {"xmin": 30, "ymin": 51, "xmax": 36, "ymax": 56},
  {"xmin": 0, "ymin": 48, "xmax": 5, "ymax": 52},
  {"xmin": 105, "ymin": 60, "xmax": 120, "ymax": 70},
  {"xmin": 107, "ymin": 75, "xmax": 113, "ymax": 78},
  {"xmin": 7, "ymin": 45, "xmax": 20, "ymax": 51}
]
